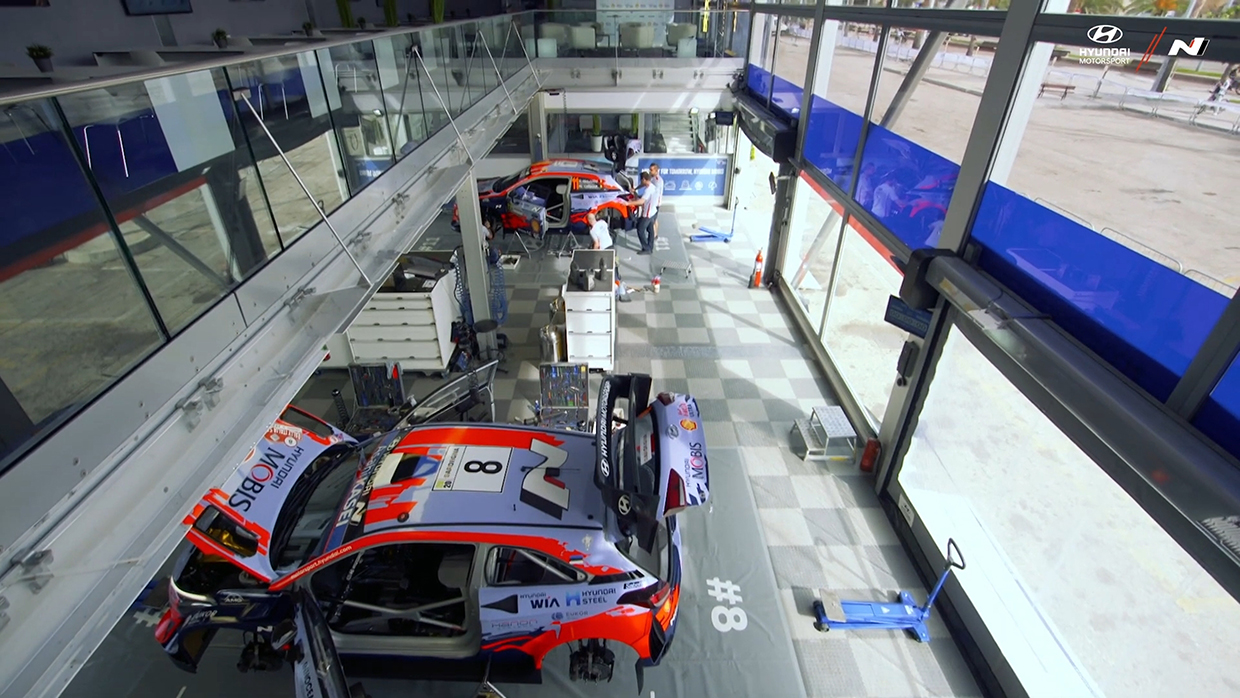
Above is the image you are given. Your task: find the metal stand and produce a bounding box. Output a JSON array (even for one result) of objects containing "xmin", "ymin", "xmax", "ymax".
[
  {"xmin": 505, "ymin": 229, "xmax": 541, "ymax": 257},
  {"xmin": 552, "ymin": 232, "xmax": 584, "ymax": 258},
  {"xmin": 473, "ymin": 657, "xmax": 508, "ymax": 698}
]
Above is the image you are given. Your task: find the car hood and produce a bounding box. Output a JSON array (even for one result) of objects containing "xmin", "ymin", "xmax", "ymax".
[{"xmin": 182, "ymin": 416, "xmax": 356, "ymax": 582}]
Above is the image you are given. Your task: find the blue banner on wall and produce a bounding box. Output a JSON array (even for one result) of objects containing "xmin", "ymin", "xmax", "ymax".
[{"xmin": 637, "ymin": 156, "xmax": 729, "ymax": 197}]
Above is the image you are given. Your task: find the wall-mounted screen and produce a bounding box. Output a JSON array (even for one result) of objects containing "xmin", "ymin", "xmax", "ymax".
[{"xmin": 121, "ymin": 0, "xmax": 192, "ymax": 15}]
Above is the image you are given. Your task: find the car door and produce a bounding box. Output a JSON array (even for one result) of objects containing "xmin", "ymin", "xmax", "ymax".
[
  {"xmin": 305, "ymin": 541, "xmax": 481, "ymax": 658},
  {"xmin": 291, "ymin": 589, "xmax": 363, "ymax": 698},
  {"xmin": 477, "ymin": 544, "xmax": 589, "ymax": 643}
]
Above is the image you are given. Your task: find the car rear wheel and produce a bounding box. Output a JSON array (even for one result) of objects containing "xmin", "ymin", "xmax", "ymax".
[{"xmin": 601, "ymin": 207, "xmax": 622, "ymax": 232}]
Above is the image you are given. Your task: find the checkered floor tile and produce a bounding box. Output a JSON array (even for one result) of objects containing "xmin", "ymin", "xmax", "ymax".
[{"xmin": 296, "ymin": 199, "xmax": 981, "ymax": 697}]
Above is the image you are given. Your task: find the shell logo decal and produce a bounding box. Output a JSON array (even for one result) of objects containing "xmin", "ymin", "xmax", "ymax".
[{"xmin": 680, "ymin": 419, "xmax": 698, "ymax": 431}]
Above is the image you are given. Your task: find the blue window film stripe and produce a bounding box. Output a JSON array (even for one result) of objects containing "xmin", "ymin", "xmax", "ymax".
[
  {"xmin": 802, "ymin": 95, "xmax": 864, "ymax": 192},
  {"xmin": 856, "ymin": 123, "xmax": 959, "ymax": 251},
  {"xmin": 1194, "ymin": 359, "xmax": 1240, "ymax": 459},
  {"xmin": 745, "ymin": 65, "xmax": 802, "ymax": 122},
  {"xmin": 746, "ymin": 63, "xmax": 774, "ymax": 105},
  {"xmin": 971, "ymin": 182, "xmax": 1228, "ymax": 402}
]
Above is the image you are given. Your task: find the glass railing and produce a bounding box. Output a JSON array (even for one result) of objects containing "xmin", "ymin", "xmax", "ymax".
[
  {"xmin": 0, "ymin": 16, "xmax": 536, "ymax": 472},
  {"xmin": 522, "ymin": 9, "xmax": 749, "ymax": 60}
]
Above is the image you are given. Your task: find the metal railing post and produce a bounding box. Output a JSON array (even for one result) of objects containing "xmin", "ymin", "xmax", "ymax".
[
  {"xmin": 413, "ymin": 48, "xmax": 475, "ymax": 164},
  {"xmin": 480, "ymin": 28, "xmax": 520, "ymax": 115},
  {"xmin": 235, "ymin": 89, "xmax": 371, "ymax": 287}
]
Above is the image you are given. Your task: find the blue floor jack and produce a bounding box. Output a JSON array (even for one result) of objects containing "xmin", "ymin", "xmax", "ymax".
[
  {"xmin": 812, "ymin": 539, "xmax": 965, "ymax": 642},
  {"xmin": 690, "ymin": 197, "xmax": 737, "ymax": 243}
]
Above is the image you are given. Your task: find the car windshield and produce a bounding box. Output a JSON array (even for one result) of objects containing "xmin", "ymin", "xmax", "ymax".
[
  {"xmin": 491, "ymin": 168, "xmax": 528, "ymax": 193},
  {"xmin": 270, "ymin": 445, "xmax": 362, "ymax": 570}
]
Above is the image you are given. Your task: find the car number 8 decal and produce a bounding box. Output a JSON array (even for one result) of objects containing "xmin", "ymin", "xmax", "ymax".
[
  {"xmin": 464, "ymin": 460, "xmax": 503, "ymax": 474},
  {"xmin": 711, "ymin": 606, "xmax": 748, "ymax": 633}
]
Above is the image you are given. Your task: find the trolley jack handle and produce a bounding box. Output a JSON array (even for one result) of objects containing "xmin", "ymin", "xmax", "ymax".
[{"xmin": 922, "ymin": 538, "xmax": 965, "ymax": 615}]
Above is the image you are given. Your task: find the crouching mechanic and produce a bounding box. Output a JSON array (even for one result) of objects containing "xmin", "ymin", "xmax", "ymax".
[{"xmin": 587, "ymin": 210, "xmax": 630, "ymax": 303}]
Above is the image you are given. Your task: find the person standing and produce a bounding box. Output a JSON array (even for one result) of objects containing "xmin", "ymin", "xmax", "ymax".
[
  {"xmin": 629, "ymin": 172, "xmax": 658, "ymax": 254},
  {"xmin": 648, "ymin": 162, "xmax": 664, "ymax": 244}
]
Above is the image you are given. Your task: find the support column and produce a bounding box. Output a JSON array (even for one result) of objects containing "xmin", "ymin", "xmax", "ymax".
[
  {"xmin": 984, "ymin": 0, "xmax": 1070, "ymax": 185},
  {"xmin": 765, "ymin": 161, "xmax": 796, "ymax": 286},
  {"xmin": 529, "ymin": 92, "xmax": 546, "ymax": 161},
  {"xmin": 457, "ymin": 171, "xmax": 497, "ymax": 356}
]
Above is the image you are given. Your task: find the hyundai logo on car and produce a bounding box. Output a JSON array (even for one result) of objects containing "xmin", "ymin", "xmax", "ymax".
[{"xmin": 1087, "ymin": 25, "xmax": 1123, "ymax": 44}]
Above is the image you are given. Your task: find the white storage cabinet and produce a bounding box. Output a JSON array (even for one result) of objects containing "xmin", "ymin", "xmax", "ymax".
[{"xmin": 347, "ymin": 268, "xmax": 459, "ymax": 375}]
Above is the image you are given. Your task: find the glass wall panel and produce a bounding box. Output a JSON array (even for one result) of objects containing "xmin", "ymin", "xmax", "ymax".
[
  {"xmin": 857, "ymin": 25, "xmax": 985, "ymax": 250},
  {"xmin": 547, "ymin": 112, "xmax": 637, "ymax": 154},
  {"xmin": 318, "ymin": 41, "xmax": 396, "ymax": 193},
  {"xmin": 492, "ymin": 113, "xmax": 530, "ymax": 155},
  {"xmin": 450, "ymin": 23, "xmax": 490, "ymax": 115},
  {"xmin": 770, "ymin": 16, "xmax": 814, "ymax": 117},
  {"xmin": 410, "ymin": 27, "xmax": 458, "ymax": 130},
  {"xmin": 642, "ymin": 111, "xmax": 708, "ymax": 154},
  {"xmin": 497, "ymin": 16, "xmax": 527, "ymax": 78},
  {"xmin": 226, "ymin": 51, "xmax": 347, "ymax": 247},
  {"xmin": 729, "ymin": 9, "xmax": 751, "ymax": 60},
  {"xmin": 801, "ymin": 19, "xmax": 879, "ymax": 192},
  {"xmin": 968, "ymin": 39, "xmax": 1236, "ymax": 402},
  {"xmin": 374, "ymin": 34, "xmax": 420, "ymax": 159},
  {"xmin": 822, "ymin": 225, "xmax": 906, "ymax": 427},
  {"xmin": 59, "ymin": 69, "xmax": 281, "ymax": 333},
  {"xmin": 899, "ymin": 326, "xmax": 1240, "ymax": 696},
  {"xmin": 784, "ymin": 175, "xmax": 844, "ymax": 335},
  {"xmin": 747, "ymin": 13, "xmax": 778, "ymax": 101},
  {"xmin": 0, "ymin": 99, "xmax": 165, "ymax": 464}
]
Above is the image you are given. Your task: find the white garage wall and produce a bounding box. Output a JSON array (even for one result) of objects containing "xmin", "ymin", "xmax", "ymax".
[
  {"xmin": 0, "ymin": 0, "xmax": 314, "ymax": 67},
  {"xmin": 0, "ymin": 0, "xmax": 505, "ymax": 68},
  {"xmin": 308, "ymin": 0, "xmax": 504, "ymax": 28}
]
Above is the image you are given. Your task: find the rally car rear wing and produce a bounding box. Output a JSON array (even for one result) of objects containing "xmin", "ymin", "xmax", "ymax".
[{"xmin": 595, "ymin": 373, "xmax": 661, "ymax": 545}]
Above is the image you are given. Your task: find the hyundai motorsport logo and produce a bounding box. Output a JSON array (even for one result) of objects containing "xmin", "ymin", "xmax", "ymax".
[{"xmin": 1080, "ymin": 24, "xmax": 1209, "ymax": 69}]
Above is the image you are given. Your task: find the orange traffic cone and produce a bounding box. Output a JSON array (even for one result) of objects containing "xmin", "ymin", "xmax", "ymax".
[{"xmin": 750, "ymin": 249, "xmax": 764, "ymax": 288}]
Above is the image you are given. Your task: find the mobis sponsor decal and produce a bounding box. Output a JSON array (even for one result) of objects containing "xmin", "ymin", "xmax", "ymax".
[
  {"xmin": 685, "ymin": 441, "xmax": 707, "ymax": 489},
  {"xmin": 228, "ymin": 444, "xmax": 306, "ymax": 512}
]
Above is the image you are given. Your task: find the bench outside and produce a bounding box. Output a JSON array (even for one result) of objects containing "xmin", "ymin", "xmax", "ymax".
[{"xmin": 1039, "ymin": 83, "xmax": 1076, "ymax": 100}]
